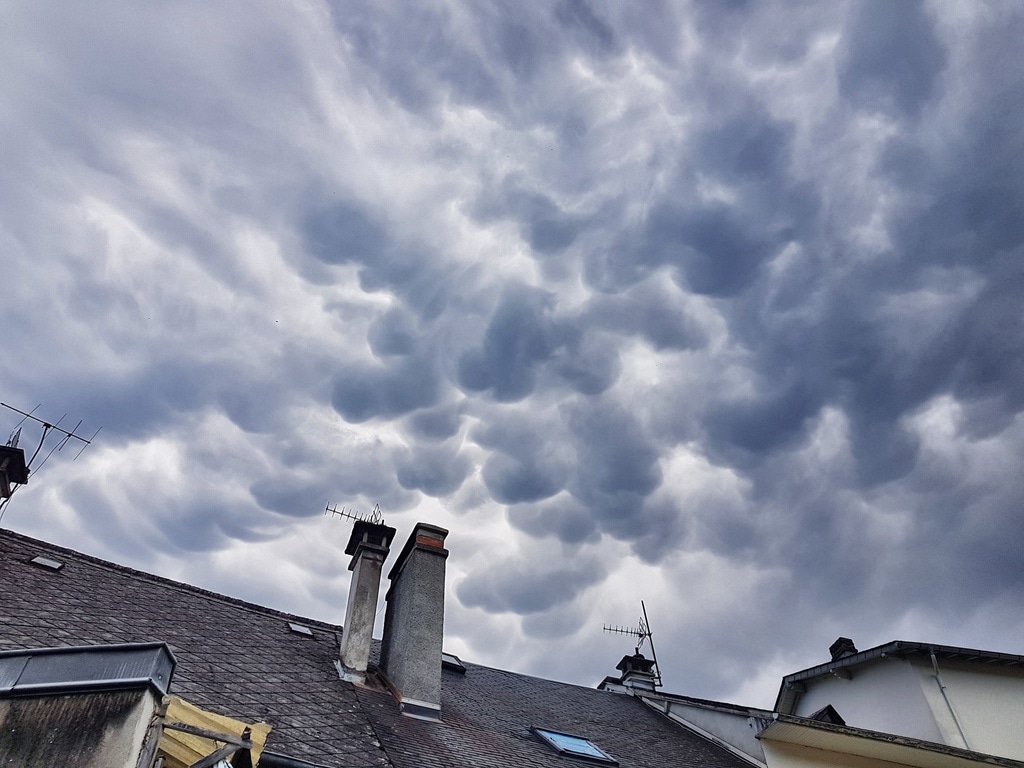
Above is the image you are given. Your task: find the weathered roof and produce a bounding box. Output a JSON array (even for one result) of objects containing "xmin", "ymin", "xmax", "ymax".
[{"xmin": 0, "ymin": 528, "xmax": 753, "ymax": 768}]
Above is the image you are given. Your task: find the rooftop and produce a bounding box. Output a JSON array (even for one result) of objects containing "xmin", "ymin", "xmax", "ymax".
[{"xmin": 0, "ymin": 527, "xmax": 755, "ymax": 768}]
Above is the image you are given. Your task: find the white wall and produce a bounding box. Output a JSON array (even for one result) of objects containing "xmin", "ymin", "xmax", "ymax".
[
  {"xmin": 661, "ymin": 699, "xmax": 767, "ymax": 762},
  {"xmin": 793, "ymin": 658, "xmax": 944, "ymax": 744},
  {"xmin": 909, "ymin": 656, "xmax": 1024, "ymax": 760}
]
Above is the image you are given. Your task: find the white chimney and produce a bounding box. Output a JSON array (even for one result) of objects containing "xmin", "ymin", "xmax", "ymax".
[{"xmin": 337, "ymin": 520, "xmax": 396, "ymax": 683}]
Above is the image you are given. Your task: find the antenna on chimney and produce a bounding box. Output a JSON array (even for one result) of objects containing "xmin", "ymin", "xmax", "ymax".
[
  {"xmin": 603, "ymin": 600, "xmax": 663, "ymax": 688},
  {"xmin": 324, "ymin": 502, "xmax": 384, "ymax": 525},
  {"xmin": 0, "ymin": 402, "xmax": 101, "ymax": 520}
]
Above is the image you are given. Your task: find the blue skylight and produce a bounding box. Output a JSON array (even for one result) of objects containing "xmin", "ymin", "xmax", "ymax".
[{"xmin": 534, "ymin": 728, "xmax": 618, "ymax": 764}]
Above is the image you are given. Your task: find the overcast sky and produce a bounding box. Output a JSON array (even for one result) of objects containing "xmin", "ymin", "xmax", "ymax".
[{"xmin": 3, "ymin": 0, "xmax": 1023, "ymax": 707}]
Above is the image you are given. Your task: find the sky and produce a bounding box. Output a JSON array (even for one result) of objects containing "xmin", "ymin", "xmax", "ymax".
[{"xmin": 2, "ymin": 0, "xmax": 1023, "ymax": 708}]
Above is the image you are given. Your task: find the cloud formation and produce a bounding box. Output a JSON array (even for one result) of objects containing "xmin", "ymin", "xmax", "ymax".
[{"xmin": 2, "ymin": 0, "xmax": 1023, "ymax": 706}]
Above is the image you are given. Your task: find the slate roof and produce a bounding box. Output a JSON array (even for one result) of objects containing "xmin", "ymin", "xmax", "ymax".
[{"xmin": 0, "ymin": 528, "xmax": 754, "ymax": 768}]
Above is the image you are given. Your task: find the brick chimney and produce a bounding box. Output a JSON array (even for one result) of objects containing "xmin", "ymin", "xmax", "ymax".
[
  {"xmin": 337, "ymin": 520, "xmax": 396, "ymax": 683},
  {"xmin": 379, "ymin": 522, "xmax": 449, "ymax": 720}
]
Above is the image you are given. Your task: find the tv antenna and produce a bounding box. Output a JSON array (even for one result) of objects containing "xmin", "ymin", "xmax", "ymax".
[
  {"xmin": 603, "ymin": 600, "xmax": 663, "ymax": 687},
  {"xmin": 324, "ymin": 502, "xmax": 384, "ymax": 525},
  {"xmin": 0, "ymin": 402, "xmax": 101, "ymax": 520}
]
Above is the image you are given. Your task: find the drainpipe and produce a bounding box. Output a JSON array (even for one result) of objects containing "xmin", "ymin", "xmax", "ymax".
[{"xmin": 930, "ymin": 649, "xmax": 971, "ymax": 750}]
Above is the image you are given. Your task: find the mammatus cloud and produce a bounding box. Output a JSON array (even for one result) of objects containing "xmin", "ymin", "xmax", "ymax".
[{"xmin": 2, "ymin": 0, "xmax": 1023, "ymax": 706}]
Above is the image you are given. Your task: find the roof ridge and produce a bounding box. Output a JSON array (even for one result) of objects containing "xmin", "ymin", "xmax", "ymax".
[{"xmin": 0, "ymin": 527, "xmax": 342, "ymax": 631}]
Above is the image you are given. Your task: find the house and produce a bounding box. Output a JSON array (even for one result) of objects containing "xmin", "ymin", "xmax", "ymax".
[
  {"xmin": 0, "ymin": 521, "xmax": 761, "ymax": 768},
  {"xmin": 762, "ymin": 636, "xmax": 1024, "ymax": 768}
]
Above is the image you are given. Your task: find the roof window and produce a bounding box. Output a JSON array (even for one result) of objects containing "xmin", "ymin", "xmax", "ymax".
[
  {"xmin": 29, "ymin": 556, "xmax": 64, "ymax": 571},
  {"xmin": 287, "ymin": 622, "xmax": 314, "ymax": 637},
  {"xmin": 533, "ymin": 728, "xmax": 618, "ymax": 764}
]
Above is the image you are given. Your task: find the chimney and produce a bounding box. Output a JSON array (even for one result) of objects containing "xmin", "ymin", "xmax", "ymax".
[
  {"xmin": 615, "ymin": 653, "xmax": 657, "ymax": 691},
  {"xmin": 829, "ymin": 637, "xmax": 858, "ymax": 661},
  {"xmin": 338, "ymin": 520, "xmax": 396, "ymax": 683},
  {"xmin": 379, "ymin": 522, "xmax": 449, "ymax": 720}
]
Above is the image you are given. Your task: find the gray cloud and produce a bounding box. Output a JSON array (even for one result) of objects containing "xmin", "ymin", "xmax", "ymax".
[{"xmin": 2, "ymin": 0, "xmax": 1023, "ymax": 709}]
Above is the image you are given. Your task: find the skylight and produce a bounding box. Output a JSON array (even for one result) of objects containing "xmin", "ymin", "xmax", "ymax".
[
  {"xmin": 287, "ymin": 622, "xmax": 314, "ymax": 637},
  {"xmin": 29, "ymin": 556, "xmax": 64, "ymax": 571},
  {"xmin": 533, "ymin": 728, "xmax": 618, "ymax": 764}
]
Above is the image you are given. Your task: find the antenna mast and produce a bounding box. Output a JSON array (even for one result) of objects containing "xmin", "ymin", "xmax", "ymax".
[
  {"xmin": 324, "ymin": 502, "xmax": 384, "ymax": 525},
  {"xmin": 603, "ymin": 600, "xmax": 664, "ymax": 688},
  {"xmin": 0, "ymin": 402, "xmax": 100, "ymax": 520}
]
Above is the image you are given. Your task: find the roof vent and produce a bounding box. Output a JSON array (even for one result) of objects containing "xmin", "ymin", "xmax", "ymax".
[
  {"xmin": 288, "ymin": 622, "xmax": 314, "ymax": 637},
  {"xmin": 29, "ymin": 556, "xmax": 64, "ymax": 571},
  {"xmin": 829, "ymin": 637, "xmax": 858, "ymax": 661}
]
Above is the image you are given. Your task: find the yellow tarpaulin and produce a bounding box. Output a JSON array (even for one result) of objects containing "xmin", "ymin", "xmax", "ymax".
[{"xmin": 159, "ymin": 695, "xmax": 272, "ymax": 767}]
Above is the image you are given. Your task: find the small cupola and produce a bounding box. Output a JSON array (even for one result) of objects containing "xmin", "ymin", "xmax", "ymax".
[{"xmin": 615, "ymin": 652, "xmax": 658, "ymax": 691}]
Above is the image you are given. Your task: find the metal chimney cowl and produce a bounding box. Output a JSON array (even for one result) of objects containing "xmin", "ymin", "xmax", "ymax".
[
  {"xmin": 829, "ymin": 637, "xmax": 858, "ymax": 661},
  {"xmin": 379, "ymin": 522, "xmax": 449, "ymax": 721}
]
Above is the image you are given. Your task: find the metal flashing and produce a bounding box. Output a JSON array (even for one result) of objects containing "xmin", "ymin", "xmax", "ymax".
[
  {"xmin": 0, "ymin": 642, "xmax": 175, "ymax": 697},
  {"xmin": 442, "ymin": 652, "xmax": 466, "ymax": 674}
]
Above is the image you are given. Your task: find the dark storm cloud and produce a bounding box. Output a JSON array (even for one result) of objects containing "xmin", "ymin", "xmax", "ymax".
[
  {"xmin": 472, "ymin": 181, "xmax": 584, "ymax": 255},
  {"xmin": 404, "ymin": 406, "xmax": 464, "ymax": 441},
  {"xmin": 583, "ymin": 278, "xmax": 708, "ymax": 351},
  {"xmin": 303, "ymin": 203, "xmax": 389, "ymax": 266},
  {"xmin": 395, "ymin": 442, "xmax": 473, "ymax": 497},
  {"xmin": 331, "ymin": 353, "xmax": 442, "ymax": 422},
  {"xmin": 473, "ymin": 412, "xmax": 573, "ymax": 505},
  {"xmin": 837, "ymin": 0, "xmax": 947, "ymax": 119},
  {"xmin": 457, "ymin": 286, "xmax": 560, "ymax": 402},
  {"xmin": 589, "ymin": 105, "xmax": 817, "ymax": 299},
  {"xmin": 565, "ymin": 401, "xmax": 663, "ymax": 528},
  {"xmin": 5, "ymin": 0, "xmax": 1024, "ymax": 708},
  {"xmin": 457, "ymin": 551, "xmax": 605, "ymax": 614},
  {"xmin": 506, "ymin": 495, "xmax": 599, "ymax": 545}
]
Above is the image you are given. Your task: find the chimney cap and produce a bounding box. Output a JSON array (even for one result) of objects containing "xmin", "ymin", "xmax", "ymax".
[
  {"xmin": 615, "ymin": 653, "xmax": 656, "ymax": 675},
  {"xmin": 387, "ymin": 522, "xmax": 448, "ymax": 582},
  {"xmin": 345, "ymin": 519, "xmax": 397, "ymax": 556},
  {"xmin": 829, "ymin": 637, "xmax": 858, "ymax": 660}
]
